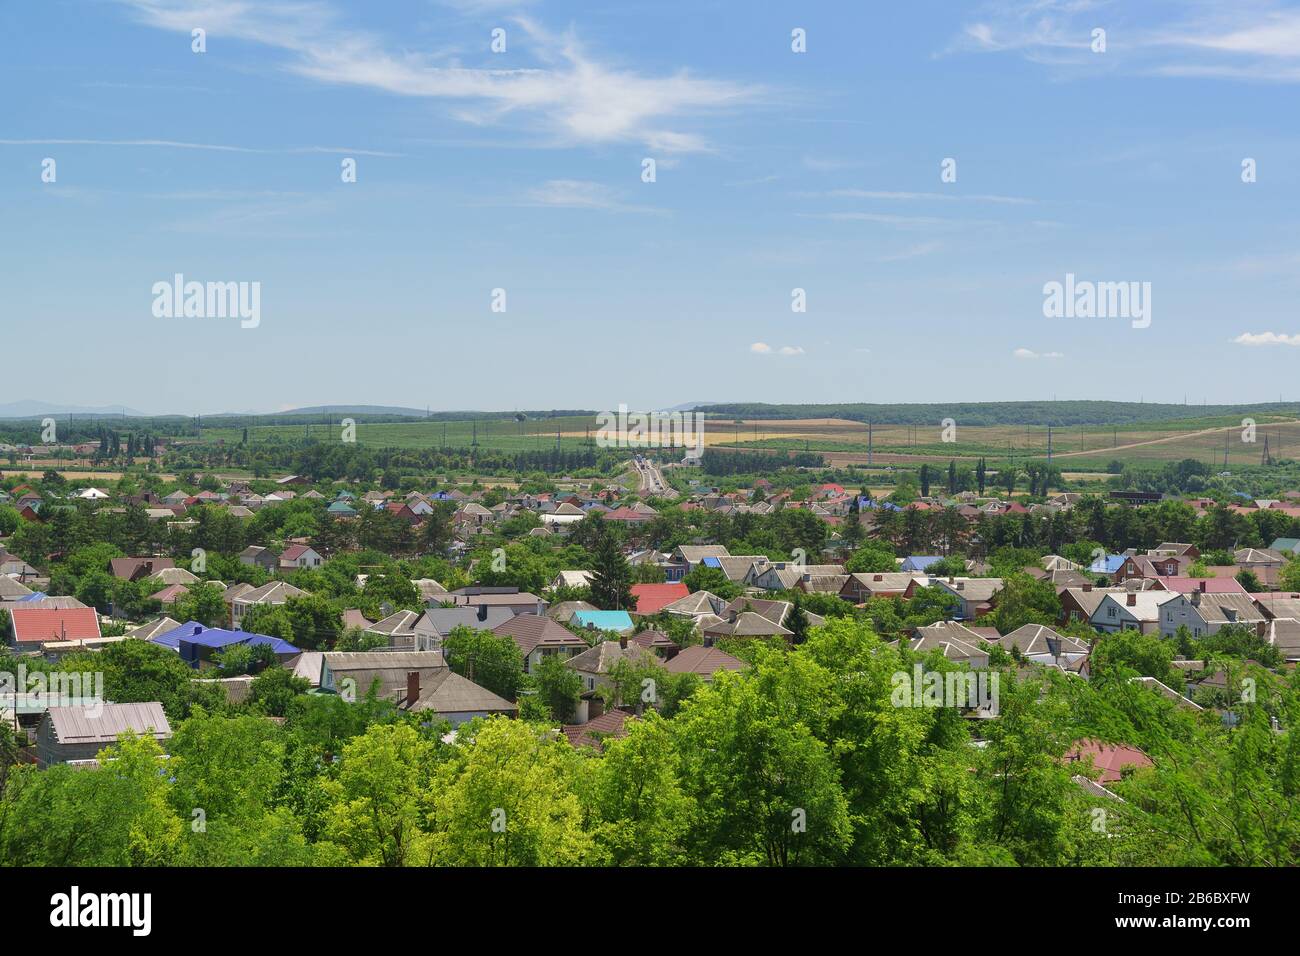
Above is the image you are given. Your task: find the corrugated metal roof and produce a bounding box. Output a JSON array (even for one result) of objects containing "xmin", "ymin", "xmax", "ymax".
[{"xmin": 47, "ymin": 702, "xmax": 170, "ymax": 744}]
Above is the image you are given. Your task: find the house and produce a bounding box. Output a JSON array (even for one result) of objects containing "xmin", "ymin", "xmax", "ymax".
[
  {"xmin": 492, "ymin": 614, "xmax": 590, "ymax": 674},
  {"xmin": 630, "ymin": 628, "xmax": 679, "ymax": 658},
  {"xmin": 0, "ymin": 576, "xmax": 33, "ymax": 601},
  {"xmin": 9, "ymin": 606, "xmax": 102, "ymax": 650},
  {"xmin": 412, "ymin": 578, "xmax": 449, "ymax": 602},
  {"xmin": 548, "ymin": 600, "xmax": 598, "ymax": 624},
  {"xmin": 900, "ymin": 556, "xmax": 944, "ymax": 572},
  {"xmin": 316, "ymin": 650, "xmax": 442, "ymax": 696},
  {"xmin": 562, "ymin": 709, "xmax": 633, "ymax": 752},
  {"xmin": 1091, "ymin": 591, "xmax": 1177, "ymax": 634},
  {"xmin": 1158, "ymin": 591, "xmax": 1266, "ymax": 639},
  {"xmin": 239, "ymin": 545, "xmax": 280, "ymax": 571},
  {"xmin": 998, "ymin": 623, "xmax": 1089, "ymax": 666},
  {"xmin": 910, "ymin": 621, "xmax": 991, "ymax": 668},
  {"xmin": 314, "ymin": 651, "xmax": 514, "ymax": 725},
  {"xmin": 571, "ymin": 609, "xmax": 636, "ymax": 636},
  {"xmin": 1151, "ymin": 576, "xmax": 1247, "ymax": 596},
  {"xmin": 1263, "ymin": 617, "xmax": 1300, "ymax": 662},
  {"xmin": 1235, "ymin": 548, "xmax": 1286, "ymax": 567},
  {"xmin": 451, "ymin": 587, "xmax": 546, "ymax": 616},
  {"xmin": 413, "ymin": 605, "xmax": 515, "ymax": 651},
  {"xmin": 565, "ymin": 636, "xmax": 656, "ymax": 696},
  {"xmin": 279, "ymin": 544, "xmax": 323, "ymax": 570},
  {"xmin": 152, "ymin": 622, "xmax": 298, "ymax": 668},
  {"xmin": 671, "ymin": 544, "xmax": 731, "ymax": 574},
  {"xmin": 662, "ymin": 644, "xmax": 745, "ymax": 681},
  {"xmin": 628, "ymin": 582, "xmax": 689, "ymax": 615},
  {"xmin": 702, "ymin": 611, "xmax": 793, "ymax": 644},
  {"xmin": 108, "ymin": 557, "xmax": 175, "ymax": 581},
  {"xmin": 551, "ymin": 570, "xmax": 594, "ymax": 591},
  {"xmin": 660, "ymin": 590, "xmax": 727, "ymax": 621},
  {"xmin": 750, "ymin": 563, "xmax": 844, "ymax": 592},
  {"xmin": 230, "ymin": 581, "xmax": 309, "ymax": 627},
  {"xmin": 401, "ymin": 667, "xmax": 516, "ymax": 725},
  {"xmin": 1064, "ymin": 739, "xmax": 1153, "ymax": 785},
  {"xmin": 932, "ymin": 578, "xmax": 1004, "ymax": 621},
  {"xmin": 840, "ymin": 572, "xmax": 921, "ymax": 603},
  {"xmin": 37, "ymin": 702, "xmax": 171, "ymax": 766},
  {"xmin": 125, "ymin": 616, "xmax": 182, "ymax": 640},
  {"xmin": 366, "ymin": 610, "xmax": 422, "ymax": 649}
]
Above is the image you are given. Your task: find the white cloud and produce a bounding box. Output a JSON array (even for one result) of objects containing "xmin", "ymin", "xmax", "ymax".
[
  {"xmin": 0, "ymin": 137, "xmax": 396, "ymax": 155},
  {"xmin": 1013, "ymin": 348, "xmax": 1064, "ymax": 360},
  {"xmin": 951, "ymin": 2, "xmax": 1300, "ymax": 83},
  {"xmin": 115, "ymin": 0, "xmax": 756, "ymax": 151},
  {"xmin": 827, "ymin": 189, "xmax": 1035, "ymax": 205},
  {"xmin": 1234, "ymin": 331, "xmax": 1300, "ymax": 346},
  {"xmin": 523, "ymin": 179, "xmax": 661, "ymax": 213},
  {"xmin": 750, "ymin": 343, "xmax": 804, "ymax": 356}
]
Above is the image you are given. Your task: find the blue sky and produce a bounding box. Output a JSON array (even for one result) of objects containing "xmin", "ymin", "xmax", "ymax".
[{"xmin": 3, "ymin": 0, "xmax": 1300, "ymax": 415}]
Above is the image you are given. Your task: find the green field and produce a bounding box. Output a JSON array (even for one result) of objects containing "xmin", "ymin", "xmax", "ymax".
[{"xmin": 201, "ymin": 415, "xmax": 602, "ymax": 452}]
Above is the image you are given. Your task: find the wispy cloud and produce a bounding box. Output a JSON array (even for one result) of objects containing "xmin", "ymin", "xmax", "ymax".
[
  {"xmin": 114, "ymin": 0, "xmax": 757, "ymax": 151},
  {"xmin": 1013, "ymin": 347, "xmax": 1065, "ymax": 359},
  {"xmin": 522, "ymin": 179, "xmax": 662, "ymax": 214},
  {"xmin": 952, "ymin": 1, "xmax": 1300, "ymax": 83},
  {"xmin": 0, "ymin": 138, "xmax": 397, "ymax": 156},
  {"xmin": 1234, "ymin": 331, "xmax": 1300, "ymax": 346},
  {"xmin": 826, "ymin": 189, "xmax": 1035, "ymax": 205},
  {"xmin": 750, "ymin": 342, "xmax": 805, "ymax": 356}
]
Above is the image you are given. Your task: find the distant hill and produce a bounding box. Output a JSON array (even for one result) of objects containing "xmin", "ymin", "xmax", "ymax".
[
  {"xmin": 280, "ymin": 405, "xmax": 429, "ymax": 418},
  {"xmin": 696, "ymin": 401, "xmax": 1300, "ymax": 427},
  {"xmin": 0, "ymin": 400, "xmax": 147, "ymax": 419}
]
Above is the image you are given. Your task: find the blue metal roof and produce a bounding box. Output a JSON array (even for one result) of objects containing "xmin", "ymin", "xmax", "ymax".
[
  {"xmin": 153, "ymin": 621, "xmax": 298, "ymax": 656},
  {"xmin": 1088, "ymin": 554, "xmax": 1126, "ymax": 574},
  {"xmin": 901, "ymin": 556, "xmax": 943, "ymax": 571}
]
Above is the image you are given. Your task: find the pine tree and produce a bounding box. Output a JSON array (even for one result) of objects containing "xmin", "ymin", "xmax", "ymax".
[{"xmin": 589, "ymin": 522, "xmax": 634, "ymax": 610}]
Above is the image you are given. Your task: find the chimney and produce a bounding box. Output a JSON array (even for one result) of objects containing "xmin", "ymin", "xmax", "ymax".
[
  {"xmin": 477, "ymin": 604, "xmax": 488, "ymax": 622},
  {"xmin": 1198, "ymin": 580, "xmax": 1207, "ymax": 593},
  {"xmin": 619, "ymin": 635, "xmax": 628, "ymax": 649},
  {"xmin": 405, "ymin": 671, "xmax": 420, "ymax": 706},
  {"xmin": 1126, "ymin": 593, "xmax": 1136, "ymax": 607},
  {"xmin": 1083, "ymin": 583, "xmax": 1092, "ymax": 592},
  {"xmin": 873, "ymin": 574, "xmax": 883, "ymax": 582}
]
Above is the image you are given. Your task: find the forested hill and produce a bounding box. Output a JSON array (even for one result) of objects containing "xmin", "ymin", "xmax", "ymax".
[{"xmin": 694, "ymin": 401, "xmax": 1300, "ymax": 427}]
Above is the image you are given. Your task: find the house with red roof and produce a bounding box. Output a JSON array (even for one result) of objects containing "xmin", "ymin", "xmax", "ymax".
[
  {"xmin": 9, "ymin": 606, "xmax": 102, "ymax": 649},
  {"xmin": 1064, "ymin": 739, "xmax": 1153, "ymax": 784},
  {"xmin": 629, "ymin": 582, "xmax": 689, "ymax": 616}
]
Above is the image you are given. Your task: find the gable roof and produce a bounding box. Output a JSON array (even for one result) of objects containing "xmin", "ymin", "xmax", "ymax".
[
  {"xmin": 629, "ymin": 582, "xmax": 689, "ymax": 615},
  {"xmin": 662, "ymin": 644, "xmax": 745, "ymax": 679},
  {"xmin": 45, "ymin": 702, "xmax": 170, "ymax": 746},
  {"xmin": 562, "ymin": 710, "xmax": 633, "ymax": 751},
  {"xmin": 493, "ymin": 613, "xmax": 589, "ymax": 655},
  {"xmin": 11, "ymin": 607, "xmax": 101, "ymax": 644},
  {"xmin": 1064, "ymin": 739, "xmax": 1153, "ymax": 784},
  {"xmin": 406, "ymin": 669, "xmax": 516, "ymax": 717}
]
